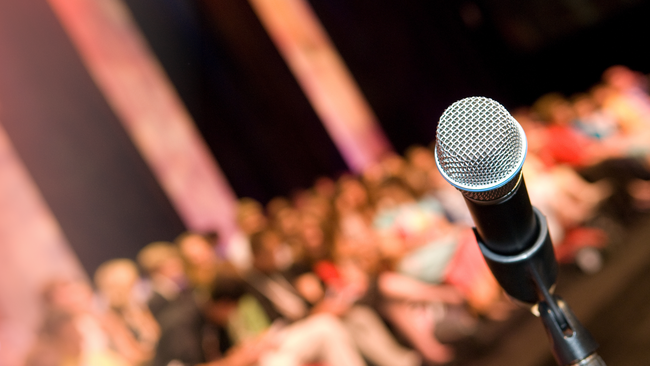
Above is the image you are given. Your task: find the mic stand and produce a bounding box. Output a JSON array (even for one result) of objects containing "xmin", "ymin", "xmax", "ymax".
[{"xmin": 474, "ymin": 207, "xmax": 605, "ymax": 366}]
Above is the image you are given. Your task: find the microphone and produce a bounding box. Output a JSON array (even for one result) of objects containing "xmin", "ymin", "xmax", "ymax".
[
  {"xmin": 434, "ymin": 96, "xmax": 536, "ymax": 256},
  {"xmin": 434, "ymin": 96, "xmax": 603, "ymax": 366},
  {"xmin": 434, "ymin": 96, "xmax": 556, "ymax": 304}
]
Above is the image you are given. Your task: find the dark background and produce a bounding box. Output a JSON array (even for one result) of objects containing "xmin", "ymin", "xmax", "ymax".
[
  {"xmin": 123, "ymin": 0, "xmax": 650, "ymax": 203},
  {"xmin": 2, "ymin": 0, "xmax": 648, "ymax": 275}
]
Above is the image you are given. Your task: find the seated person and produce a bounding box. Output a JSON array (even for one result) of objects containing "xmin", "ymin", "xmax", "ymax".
[
  {"xmin": 247, "ymin": 228, "xmax": 420, "ymax": 366},
  {"xmin": 94, "ymin": 259, "xmax": 160, "ymax": 366},
  {"xmin": 205, "ymin": 274, "xmax": 366, "ymax": 366},
  {"xmin": 137, "ymin": 242, "xmax": 205, "ymax": 366}
]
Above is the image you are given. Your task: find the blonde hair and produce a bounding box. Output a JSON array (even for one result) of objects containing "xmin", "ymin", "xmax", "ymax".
[
  {"xmin": 136, "ymin": 241, "xmax": 179, "ymax": 275},
  {"xmin": 94, "ymin": 258, "xmax": 139, "ymax": 288}
]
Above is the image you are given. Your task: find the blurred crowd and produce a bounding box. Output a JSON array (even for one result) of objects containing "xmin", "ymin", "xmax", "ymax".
[{"xmin": 25, "ymin": 65, "xmax": 650, "ymax": 366}]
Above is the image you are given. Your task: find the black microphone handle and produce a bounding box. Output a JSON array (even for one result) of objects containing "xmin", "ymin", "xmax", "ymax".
[{"xmin": 463, "ymin": 173, "xmax": 538, "ymax": 255}]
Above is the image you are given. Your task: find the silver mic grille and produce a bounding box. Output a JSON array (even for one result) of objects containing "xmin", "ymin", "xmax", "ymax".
[{"xmin": 434, "ymin": 96, "xmax": 527, "ymax": 201}]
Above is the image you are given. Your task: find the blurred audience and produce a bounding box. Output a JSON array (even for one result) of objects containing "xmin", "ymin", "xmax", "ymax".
[
  {"xmin": 26, "ymin": 65, "xmax": 650, "ymax": 366},
  {"xmin": 94, "ymin": 259, "xmax": 159, "ymax": 365},
  {"xmin": 27, "ymin": 279, "xmax": 131, "ymax": 366},
  {"xmin": 137, "ymin": 242, "xmax": 205, "ymax": 366}
]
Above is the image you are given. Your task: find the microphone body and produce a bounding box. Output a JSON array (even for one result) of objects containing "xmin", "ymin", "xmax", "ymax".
[
  {"xmin": 434, "ymin": 97, "xmax": 601, "ymax": 366},
  {"xmin": 464, "ymin": 176, "xmax": 537, "ymax": 255},
  {"xmin": 434, "ymin": 96, "xmax": 537, "ymax": 256},
  {"xmin": 434, "ymin": 97, "xmax": 556, "ymax": 303}
]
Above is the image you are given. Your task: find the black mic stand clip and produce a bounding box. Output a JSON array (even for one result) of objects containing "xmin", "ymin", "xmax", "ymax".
[{"xmin": 474, "ymin": 207, "xmax": 605, "ymax": 366}]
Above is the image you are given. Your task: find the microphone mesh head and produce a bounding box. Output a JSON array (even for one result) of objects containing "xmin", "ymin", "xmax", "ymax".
[{"xmin": 434, "ymin": 97, "xmax": 526, "ymax": 200}]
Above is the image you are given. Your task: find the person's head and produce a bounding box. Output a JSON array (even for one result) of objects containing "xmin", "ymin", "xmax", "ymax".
[
  {"xmin": 42, "ymin": 279, "xmax": 94, "ymax": 315},
  {"xmin": 362, "ymin": 161, "xmax": 387, "ymax": 192},
  {"xmin": 274, "ymin": 205, "xmax": 300, "ymax": 238},
  {"xmin": 532, "ymin": 93, "xmax": 574, "ymax": 126},
  {"xmin": 94, "ymin": 259, "xmax": 139, "ymax": 309},
  {"xmin": 313, "ymin": 176, "xmax": 336, "ymax": 200},
  {"xmin": 236, "ymin": 198, "xmax": 267, "ymax": 235},
  {"xmin": 379, "ymin": 152, "xmax": 406, "ymax": 178},
  {"xmin": 266, "ymin": 197, "xmax": 291, "ymax": 222},
  {"xmin": 402, "ymin": 145, "xmax": 438, "ymax": 196},
  {"xmin": 205, "ymin": 276, "xmax": 247, "ymax": 326},
  {"xmin": 250, "ymin": 229, "xmax": 282, "ymax": 274},
  {"xmin": 298, "ymin": 212, "xmax": 333, "ymax": 262},
  {"xmin": 137, "ymin": 241, "xmax": 185, "ymax": 282},
  {"xmin": 405, "ymin": 145, "xmax": 436, "ymax": 172},
  {"xmin": 298, "ymin": 192, "xmax": 332, "ymax": 223},
  {"xmin": 334, "ymin": 231, "xmax": 381, "ymax": 275},
  {"xmin": 571, "ymin": 93, "xmax": 598, "ymax": 119},
  {"xmin": 602, "ymin": 65, "xmax": 642, "ymax": 92},
  {"xmin": 175, "ymin": 232, "xmax": 217, "ymax": 268},
  {"xmin": 38, "ymin": 310, "xmax": 82, "ymax": 355},
  {"xmin": 373, "ymin": 176, "xmax": 416, "ymax": 210},
  {"xmin": 334, "ymin": 175, "xmax": 369, "ymax": 214},
  {"xmin": 589, "ymin": 83, "xmax": 613, "ymax": 107}
]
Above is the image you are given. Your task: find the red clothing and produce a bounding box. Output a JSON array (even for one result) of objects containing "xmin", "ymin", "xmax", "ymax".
[
  {"xmin": 539, "ymin": 125, "xmax": 592, "ymax": 168},
  {"xmin": 442, "ymin": 228, "xmax": 498, "ymax": 309}
]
